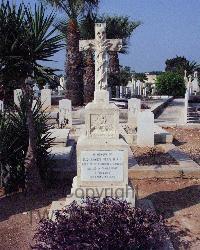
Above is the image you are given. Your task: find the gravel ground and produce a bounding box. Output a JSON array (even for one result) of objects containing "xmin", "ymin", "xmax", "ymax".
[
  {"xmin": 166, "ymin": 127, "xmax": 200, "ymax": 165},
  {"xmin": 0, "ymin": 181, "xmax": 72, "ymax": 250},
  {"xmin": 133, "ymin": 179, "xmax": 200, "ymax": 250},
  {"xmin": 131, "ymin": 145, "xmax": 179, "ymax": 165}
]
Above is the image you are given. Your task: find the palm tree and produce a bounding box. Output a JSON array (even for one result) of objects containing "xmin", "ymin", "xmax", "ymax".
[
  {"xmin": 0, "ymin": 2, "xmax": 63, "ymax": 192},
  {"xmin": 57, "ymin": 12, "xmax": 96, "ymax": 104},
  {"xmin": 43, "ymin": 0, "xmax": 99, "ymax": 106},
  {"xmin": 97, "ymin": 15, "xmax": 141, "ymax": 75},
  {"xmin": 79, "ymin": 14, "xmax": 95, "ymax": 103}
]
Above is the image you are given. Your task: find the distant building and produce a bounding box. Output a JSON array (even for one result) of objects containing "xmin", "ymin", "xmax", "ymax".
[{"xmin": 144, "ymin": 73, "xmax": 157, "ymax": 84}]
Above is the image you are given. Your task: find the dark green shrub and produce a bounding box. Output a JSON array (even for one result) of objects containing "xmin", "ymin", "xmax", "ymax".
[
  {"xmin": 34, "ymin": 197, "xmax": 165, "ymax": 250},
  {"xmin": 0, "ymin": 97, "xmax": 54, "ymax": 193},
  {"xmin": 155, "ymin": 72, "xmax": 186, "ymax": 97}
]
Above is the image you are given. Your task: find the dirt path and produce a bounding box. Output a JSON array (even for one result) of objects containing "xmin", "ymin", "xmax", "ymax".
[{"xmin": 134, "ymin": 179, "xmax": 200, "ymax": 250}]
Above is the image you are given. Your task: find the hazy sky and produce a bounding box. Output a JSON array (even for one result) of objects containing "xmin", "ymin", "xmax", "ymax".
[{"xmin": 15, "ymin": 0, "xmax": 200, "ymax": 73}]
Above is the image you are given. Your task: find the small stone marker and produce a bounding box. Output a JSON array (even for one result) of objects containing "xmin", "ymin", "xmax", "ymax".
[
  {"xmin": 14, "ymin": 89, "xmax": 22, "ymax": 107},
  {"xmin": 137, "ymin": 110, "xmax": 154, "ymax": 147},
  {"xmin": 128, "ymin": 98, "xmax": 141, "ymax": 128},
  {"xmin": 41, "ymin": 88, "xmax": 51, "ymax": 111},
  {"xmin": 0, "ymin": 100, "xmax": 3, "ymax": 112},
  {"xmin": 59, "ymin": 99, "xmax": 72, "ymax": 127},
  {"xmin": 33, "ymin": 83, "xmax": 40, "ymax": 98},
  {"xmin": 191, "ymin": 71, "xmax": 200, "ymax": 94}
]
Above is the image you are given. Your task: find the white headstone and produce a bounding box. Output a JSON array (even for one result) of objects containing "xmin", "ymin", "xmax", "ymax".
[
  {"xmin": 41, "ymin": 88, "xmax": 51, "ymax": 111},
  {"xmin": 115, "ymin": 86, "xmax": 120, "ymax": 98},
  {"xmin": 0, "ymin": 100, "xmax": 3, "ymax": 112},
  {"xmin": 14, "ymin": 89, "xmax": 22, "ymax": 107},
  {"xmin": 119, "ymin": 86, "xmax": 124, "ymax": 98},
  {"xmin": 128, "ymin": 98, "xmax": 141, "ymax": 128},
  {"xmin": 59, "ymin": 99, "xmax": 72, "ymax": 127},
  {"xmin": 33, "ymin": 83, "xmax": 40, "ymax": 98},
  {"xmin": 191, "ymin": 71, "xmax": 200, "ymax": 94},
  {"xmin": 137, "ymin": 110, "xmax": 154, "ymax": 147}
]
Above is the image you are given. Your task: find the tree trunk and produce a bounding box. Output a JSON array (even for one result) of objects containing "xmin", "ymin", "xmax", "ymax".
[
  {"xmin": 22, "ymin": 84, "xmax": 42, "ymax": 193},
  {"xmin": 109, "ymin": 51, "xmax": 120, "ymax": 74},
  {"xmin": 65, "ymin": 19, "xmax": 83, "ymax": 106},
  {"xmin": 83, "ymin": 50, "xmax": 95, "ymax": 104}
]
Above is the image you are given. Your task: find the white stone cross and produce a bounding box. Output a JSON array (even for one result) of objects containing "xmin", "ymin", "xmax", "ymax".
[{"xmin": 79, "ymin": 23, "xmax": 122, "ymax": 91}]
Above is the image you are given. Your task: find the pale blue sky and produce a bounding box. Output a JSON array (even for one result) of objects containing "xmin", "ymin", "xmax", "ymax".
[{"xmin": 15, "ymin": 0, "xmax": 200, "ymax": 73}]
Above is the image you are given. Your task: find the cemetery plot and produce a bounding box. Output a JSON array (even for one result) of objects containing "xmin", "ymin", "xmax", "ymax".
[
  {"xmin": 166, "ymin": 127, "xmax": 200, "ymax": 165},
  {"xmin": 131, "ymin": 146, "xmax": 179, "ymax": 166}
]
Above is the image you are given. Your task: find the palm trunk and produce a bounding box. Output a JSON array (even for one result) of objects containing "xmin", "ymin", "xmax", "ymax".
[
  {"xmin": 65, "ymin": 19, "xmax": 83, "ymax": 106},
  {"xmin": 83, "ymin": 50, "xmax": 95, "ymax": 104},
  {"xmin": 109, "ymin": 51, "xmax": 120, "ymax": 74},
  {"xmin": 22, "ymin": 83, "xmax": 42, "ymax": 193}
]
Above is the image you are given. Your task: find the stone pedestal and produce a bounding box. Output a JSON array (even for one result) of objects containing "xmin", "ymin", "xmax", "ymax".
[{"xmin": 68, "ymin": 98, "xmax": 134, "ymax": 204}]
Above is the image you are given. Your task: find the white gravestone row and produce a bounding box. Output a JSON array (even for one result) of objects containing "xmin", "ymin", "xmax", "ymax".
[
  {"xmin": 128, "ymin": 98, "xmax": 141, "ymax": 128},
  {"xmin": 137, "ymin": 110, "xmax": 154, "ymax": 147},
  {"xmin": 59, "ymin": 99, "xmax": 72, "ymax": 127}
]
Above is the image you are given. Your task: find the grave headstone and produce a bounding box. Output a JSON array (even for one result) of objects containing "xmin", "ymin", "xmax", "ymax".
[
  {"xmin": 128, "ymin": 98, "xmax": 141, "ymax": 128},
  {"xmin": 41, "ymin": 88, "xmax": 51, "ymax": 111},
  {"xmin": 59, "ymin": 99, "xmax": 72, "ymax": 127},
  {"xmin": 188, "ymin": 75, "xmax": 193, "ymax": 95},
  {"xmin": 14, "ymin": 89, "xmax": 22, "ymax": 107},
  {"xmin": 74, "ymin": 22, "xmax": 134, "ymax": 202},
  {"xmin": 119, "ymin": 86, "xmax": 124, "ymax": 98},
  {"xmin": 115, "ymin": 86, "xmax": 120, "ymax": 98},
  {"xmin": 191, "ymin": 71, "xmax": 200, "ymax": 94},
  {"xmin": 184, "ymin": 90, "xmax": 189, "ymax": 124},
  {"xmin": 33, "ymin": 83, "xmax": 40, "ymax": 98},
  {"xmin": 137, "ymin": 110, "xmax": 154, "ymax": 147}
]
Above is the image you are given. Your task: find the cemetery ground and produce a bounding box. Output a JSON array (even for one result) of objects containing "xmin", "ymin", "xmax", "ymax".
[
  {"xmin": 0, "ymin": 177, "xmax": 200, "ymax": 249},
  {"xmin": 0, "ymin": 122, "xmax": 200, "ymax": 249}
]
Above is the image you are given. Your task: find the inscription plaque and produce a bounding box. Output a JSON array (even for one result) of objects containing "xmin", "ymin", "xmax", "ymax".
[{"xmin": 80, "ymin": 150, "xmax": 124, "ymax": 181}]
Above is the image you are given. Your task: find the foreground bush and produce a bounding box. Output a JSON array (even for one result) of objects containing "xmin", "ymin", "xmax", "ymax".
[
  {"xmin": 34, "ymin": 198, "xmax": 165, "ymax": 249},
  {"xmin": 155, "ymin": 71, "xmax": 185, "ymax": 97}
]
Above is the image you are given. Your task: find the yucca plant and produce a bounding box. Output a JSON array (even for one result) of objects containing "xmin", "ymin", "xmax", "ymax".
[
  {"xmin": 0, "ymin": 97, "xmax": 54, "ymax": 194},
  {"xmin": 0, "ymin": 1, "xmax": 63, "ymax": 192}
]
